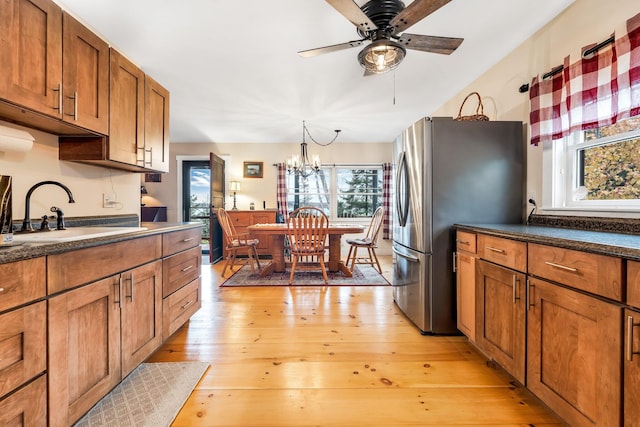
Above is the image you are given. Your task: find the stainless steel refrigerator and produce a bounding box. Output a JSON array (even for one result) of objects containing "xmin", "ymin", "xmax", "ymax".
[{"xmin": 392, "ymin": 117, "xmax": 524, "ymax": 334}]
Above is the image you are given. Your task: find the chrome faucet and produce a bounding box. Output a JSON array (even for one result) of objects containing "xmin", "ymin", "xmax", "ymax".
[{"xmin": 21, "ymin": 181, "xmax": 75, "ymax": 232}]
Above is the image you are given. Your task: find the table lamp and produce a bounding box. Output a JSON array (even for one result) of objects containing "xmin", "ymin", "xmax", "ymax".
[{"xmin": 229, "ymin": 181, "xmax": 240, "ymax": 210}]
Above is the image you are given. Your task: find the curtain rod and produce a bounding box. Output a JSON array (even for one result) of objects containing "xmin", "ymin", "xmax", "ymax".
[{"xmin": 518, "ymin": 35, "xmax": 615, "ymax": 93}]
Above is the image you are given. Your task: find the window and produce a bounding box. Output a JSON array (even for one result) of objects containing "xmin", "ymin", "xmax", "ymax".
[
  {"xmin": 545, "ymin": 116, "xmax": 640, "ymax": 210},
  {"xmin": 286, "ymin": 165, "xmax": 383, "ymax": 220}
]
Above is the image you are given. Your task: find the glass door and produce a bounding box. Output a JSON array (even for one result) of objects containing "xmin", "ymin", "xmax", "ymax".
[{"xmin": 182, "ymin": 160, "xmax": 211, "ymax": 256}]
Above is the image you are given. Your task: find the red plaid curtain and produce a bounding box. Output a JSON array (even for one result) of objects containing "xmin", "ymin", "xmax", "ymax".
[
  {"xmin": 276, "ymin": 163, "xmax": 289, "ymax": 222},
  {"xmin": 529, "ymin": 12, "xmax": 640, "ymax": 146},
  {"xmin": 382, "ymin": 162, "xmax": 392, "ymax": 240}
]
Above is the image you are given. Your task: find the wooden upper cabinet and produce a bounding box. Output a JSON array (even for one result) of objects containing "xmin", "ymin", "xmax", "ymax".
[
  {"xmin": 144, "ymin": 75, "xmax": 170, "ymax": 172},
  {"xmin": 109, "ymin": 48, "xmax": 145, "ymax": 166},
  {"xmin": 0, "ymin": 0, "xmax": 63, "ymax": 117},
  {"xmin": 62, "ymin": 12, "xmax": 109, "ymax": 134}
]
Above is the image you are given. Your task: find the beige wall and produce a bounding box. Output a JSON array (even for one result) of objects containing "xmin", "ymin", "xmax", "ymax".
[
  {"xmin": 0, "ymin": 121, "xmax": 140, "ymax": 223},
  {"xmin": 148, "ymin": 141, "xmax": 393, "ymax": 223},
  {"xmin": 433, "ymin": 0, "xmax": 639, "ymax": 217}
]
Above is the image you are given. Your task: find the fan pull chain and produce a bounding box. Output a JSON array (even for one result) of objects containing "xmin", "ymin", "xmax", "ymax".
[{"xmin": 393, "ymin": 71, "xmax": 396, "ymax": 105}]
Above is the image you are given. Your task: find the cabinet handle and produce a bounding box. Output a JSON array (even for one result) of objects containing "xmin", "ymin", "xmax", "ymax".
[
  {"xmin": 125, "ymin": 273, "xmax": 134, "ymax": 301},
  {"xmin": 486, "ymin": 246, "xmax": 505, "ymax": 254},
  {"xmin": 544, "ymin": 261, "xmax": 578, "ymax": 273},
  {"xmin": 52, "ymin": 83, "xmax": 62, "ymax": 114},
  {"xmin": 628, "ymin": 315, "xmax": 640, "ymax": 361},
  {"xmin": 180, "ymin": 300, "xmax": 194, "ymax": 310},
  {"xmin": 512, "ymin": 275, "xmax": 520, "ymax": 303},
  {"xmin": 456, "ymin": 239, "xmax": 469, "ymax": 245},
  {"xmin": 65, "ymin": 92, "xmax": 78, "ymax": 121},
  {"xmin": 182, "ymin": 237, "xmax": 195, "ymax": 242},
  {"xmin": 115, "ymin": 277, "xmax": 122, "ymax": 309},
  {"xmin": 0, "ymin": 287, "xmax": 5, "ymax": 293},
  {"xmin": 181, "ymin": 265, "xmax": 194, "ymax": 272},
  {"xmin": 452, "ymin": 252, "xmax": 457, "ymax": 273},
  {"xmin": 144, "ymin": 147, "xmax": 153, "ymax": 166},
  {"xmin": 527, "ymin": 279, "xmax": 535, "ymax": 310}
]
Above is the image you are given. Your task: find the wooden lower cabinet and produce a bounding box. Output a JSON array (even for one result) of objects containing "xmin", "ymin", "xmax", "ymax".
[
  {"xmin": 456, "ymin": 251, "xmax": 476, "ymax": 341},
  {"xmin": 48, "ymin": 274, "xmax": 122, "ymax": 427},
  {"xmin": 0, "ymin": 375, "xmax": 47, "ymax": 427},
  {"xmin": 475, "ymin": 259, "xmax": 526, "ymax": 384},
  {"xmin": 527, "ymin": 277, "xmax": 622, "ymax": 427},
  {"xmin": 48, "ymin": 260, "xmax": 163, "ymax": 426},
  {"xmin": 625, "ymin": 308, "xmax": 640, "ymax": 426},
  {"xmin": 120, "ymin": 260, "xmax": 163, "ymax": 377}
]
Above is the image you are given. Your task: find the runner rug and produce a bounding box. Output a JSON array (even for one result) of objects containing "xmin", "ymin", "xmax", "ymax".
[
  {"xmin": 74, "ymin": 362, "xmax": 209, "ymax": 427},
  {"xmin": 221, "ymin": 264, "xmax": 390, "ymax": 286}
]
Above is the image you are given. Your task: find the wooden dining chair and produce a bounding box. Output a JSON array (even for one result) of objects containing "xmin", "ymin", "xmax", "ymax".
[
  {"xmin": 217, "ymin": 208, "xmax": 261, "ymax": 276},
  {"xmin": 286, "ymin": 206, "xmax": 329, "ymax": 285},
  {"xmin": 345, "ymin": 206, "xmax": 384, "ymax": 274}
]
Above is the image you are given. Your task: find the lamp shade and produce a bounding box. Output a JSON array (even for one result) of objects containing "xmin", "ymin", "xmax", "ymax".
[
  {"xmin": 358, "ymin": 39, "xmax": 406, "ymax": 74},
  {"xmin": 229, "ymin": 181, "xmax": 240, "ymax": 192}
]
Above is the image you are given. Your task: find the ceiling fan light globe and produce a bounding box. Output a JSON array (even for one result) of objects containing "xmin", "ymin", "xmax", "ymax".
[{"xmin": 358, "ymin": 40, "xmax": 405, "ymax": 74}]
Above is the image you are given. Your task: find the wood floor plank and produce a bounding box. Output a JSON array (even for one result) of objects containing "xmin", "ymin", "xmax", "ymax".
[
  {"xmin": 171, "ymin": 388, "xmax": 561, "ymax": 427},
  {"xmin": 150, "ymin": 256, "xmax": 561, "ymax": 426}
]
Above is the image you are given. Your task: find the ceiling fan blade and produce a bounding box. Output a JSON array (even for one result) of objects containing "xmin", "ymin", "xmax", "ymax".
[
  {"xmin": 325, "ymin": 0, "xmax": 377, "ymax": 33},
  {"xmin": 390, "ymin": 0, "xmax": 451, "ymax": 33},
  {"xmin": 397, "ymin": 34, "xmax": 463, "ymax": 55},
  {"xmin": 298, "ymin": 39, "xmax": 366, "ymax": 58}
]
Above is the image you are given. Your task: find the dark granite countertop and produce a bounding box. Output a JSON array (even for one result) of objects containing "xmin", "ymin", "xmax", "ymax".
[
  {"xmin": 454, "ymin": 223, "xmax": 640, "ymax": 260},
  {"xmin": 0, "ymin": 222, "xmax": 201, "ymax": 264}
]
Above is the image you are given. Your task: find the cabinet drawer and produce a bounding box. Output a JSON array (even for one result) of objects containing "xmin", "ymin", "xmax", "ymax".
[
  {"xmin": 456, "ymin": 231, "xmax": 476, "ymax": 254},
  {"xmin": 162, "ymin": 228, "xmax": 201, "ymax": 257},
  {"xmin": 0, "ymin": 301, "xmax": 46, "ymax": 399},
  {"xmin": 162, "ymin": 246, "xmax": 201, "ymax": 297},
  {"xmin": 0, "ymin": 375, "xmax": 47, "ymax": 427},
  {"xmin": 48, "ymin": 235, "xmax": 162, "ymax": 294},
  {"xmin": 528, "ymin": 243, "xmax": 623, "ymax": 301},
  {"xmin": 0, "ymin": 257, "xmax": 46, "ymax": 312},
  {"xmin": 477, "ymin": 234, "xmax": 526, "ymax": 272},
  {"xmin": 163, "ymin": 278, "xmax": 201, "ymax": 339},
  {"xmin": 627, "ymin": 261, "xmax": 640, "ymax": 309}
]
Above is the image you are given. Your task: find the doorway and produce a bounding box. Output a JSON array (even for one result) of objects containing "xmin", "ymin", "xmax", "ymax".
[{"xmin": 181, "ymin": 160, "xmax": 211, "ymax": 257}]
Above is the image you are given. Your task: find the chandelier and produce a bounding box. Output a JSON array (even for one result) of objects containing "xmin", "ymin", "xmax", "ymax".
[{"xmin": 287, "ymin": 121, "xmax": 341, "ymax": 178}]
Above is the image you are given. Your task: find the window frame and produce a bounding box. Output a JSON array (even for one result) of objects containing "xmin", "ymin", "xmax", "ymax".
[
  {"xmin": 543, "ymin": 124, "xmax": 640, "ymax": 212},
  {"xmin": 286, "ymin": 164, "xmax": 384, "ymax": 222}
]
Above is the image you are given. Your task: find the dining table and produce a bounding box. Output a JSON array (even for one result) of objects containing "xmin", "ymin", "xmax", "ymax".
[{"xmin": 247, "ymin": 223, "xmax": 365, "ymax": 277}]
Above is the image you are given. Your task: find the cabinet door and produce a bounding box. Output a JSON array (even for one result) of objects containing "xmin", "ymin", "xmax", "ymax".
[
  {"xmin": 0, "ymin": 0, "xmax": 62, "ymax": 117},
  {"xmin": 48, "ymin": 275, "xmax": 122, "ymax": 427},
  {"xmin": 144, "ymin": 75, "xmax": 170, "ymax": 172},
  {"xmin": 109, "ymin": 48, "xmax": 144, "ymax": 166},
  {"xmin": 625, "ymin": 309, "xmax": 640, "ymax": 426},
  {"xmin": 0, "ymin": 301, "xmax": 46, "ymax": 400},
  {"xmin": 121, "ymin": 260, "xmax": 163, "ymax": 377},
  {"xmin": 527, "ymin": 277, "xmax": 621, "ymax": 427},
  {"xmin": 62, "ymin": 12, "xmax": 109, "ymax": 134},
  {"xmin": 475, "ymin": 260, "xmax": 526, "ymax": 384},
  {"xmin": 456, "ymin": 251, "xmax": 476, "ymax": 341},
  {"xmin": 0, "ymin": 375, "xmax": 47, "ymax": 427}
]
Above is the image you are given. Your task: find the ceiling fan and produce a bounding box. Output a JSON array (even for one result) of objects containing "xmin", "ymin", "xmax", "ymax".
[{"xmin": 298, "ymin": 0, "xmax": 463, "ymax": 75}]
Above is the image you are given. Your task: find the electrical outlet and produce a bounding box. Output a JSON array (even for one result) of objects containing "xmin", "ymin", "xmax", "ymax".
[{"xmin": 103, "ymin": 193, "xmax": 116, "ymax": 208}]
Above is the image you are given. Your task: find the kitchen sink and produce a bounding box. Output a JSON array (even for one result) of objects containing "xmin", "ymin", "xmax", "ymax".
[{"xmin": 11, "ymin": 226, "xmax": 148, "ymax": 243}]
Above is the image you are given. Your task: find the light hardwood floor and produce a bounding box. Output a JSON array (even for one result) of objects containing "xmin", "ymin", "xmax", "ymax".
[{"xmin": 148, "ymin": 256, "xmax": 561, "ymax": 426}]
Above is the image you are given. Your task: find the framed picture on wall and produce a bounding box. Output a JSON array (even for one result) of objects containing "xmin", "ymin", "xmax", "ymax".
[
  {"xmin": 145, "ymin": 173, "xmax": 162, "ymax": 182},
  {"xmin": 243, "ymin": 161, "xmax": 263, "ymax": 178}
]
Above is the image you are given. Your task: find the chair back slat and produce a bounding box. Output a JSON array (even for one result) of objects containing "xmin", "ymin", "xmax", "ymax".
[
  {"xmin": 287, "ymin": 207, "xmax": 328, "ymax": 254},
  {"xmin": 366, "ymin": 206, "xmax": 385, "ymax": 247}
]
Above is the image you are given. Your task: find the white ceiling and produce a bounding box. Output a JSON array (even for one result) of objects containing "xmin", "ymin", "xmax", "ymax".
[{"xmin": 54, "ymin": 0, "xmax": 574, "ymax": 144}]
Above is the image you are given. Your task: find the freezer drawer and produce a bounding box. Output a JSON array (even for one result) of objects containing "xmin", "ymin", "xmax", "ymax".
[{"xmin": 392, "ymin": 243, "xmax": 431, "ymax": 334}]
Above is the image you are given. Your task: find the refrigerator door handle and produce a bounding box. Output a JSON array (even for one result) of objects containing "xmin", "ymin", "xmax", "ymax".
[
  {"xmin": 395, "ymin": 151, "xmax": 410, "ymax": 227},
  {"xmin": 393, "ymin": 246, "xmax": 419, "ymax": 262}
]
